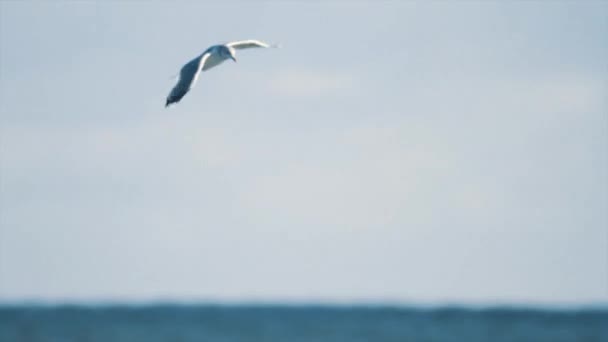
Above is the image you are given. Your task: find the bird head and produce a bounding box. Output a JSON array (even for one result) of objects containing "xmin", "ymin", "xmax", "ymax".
[
  {"xmin": 221, "ymin": 45, "xmax": 237, "ymax": 63},
  {"xmin": 228, "ymin": 48, "xmax": 237, "ymax": 63}
]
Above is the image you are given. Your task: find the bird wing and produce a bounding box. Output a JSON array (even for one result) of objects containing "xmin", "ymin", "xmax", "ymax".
[
  {"xmin": 190, "ymin": 52, "xmax": 212, "ymax": 85},
  {"xmin": 166, "ymin": 52, "xmax": 211, "ymax": 106},
  {"xmin": 226, "ymin": 39, "xmax": 274, "ymax": 50}
]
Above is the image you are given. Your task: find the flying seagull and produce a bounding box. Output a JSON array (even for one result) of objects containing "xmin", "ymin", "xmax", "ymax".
[{"xmin": 165, "ymin": 39, "xmax": 277, "ymax": 107}]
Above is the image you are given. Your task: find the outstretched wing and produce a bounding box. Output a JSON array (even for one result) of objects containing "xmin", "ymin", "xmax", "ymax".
[
  {"xmin": 226, "ymin": 39, "xmax": 275, "ymax": 50},
  {"xmin": 166, "ymin": 52, "xmax": 211, "ymax": 107}
]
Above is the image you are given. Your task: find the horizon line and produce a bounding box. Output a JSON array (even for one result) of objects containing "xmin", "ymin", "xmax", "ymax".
[{"xmin": 1, "ymin": 298, "xmax": 607, "ymax": 311}]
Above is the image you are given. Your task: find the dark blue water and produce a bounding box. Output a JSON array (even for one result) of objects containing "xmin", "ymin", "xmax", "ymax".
[{"xmin": 1, "ymin": 305, "xmax": 606, "ymax": 342}]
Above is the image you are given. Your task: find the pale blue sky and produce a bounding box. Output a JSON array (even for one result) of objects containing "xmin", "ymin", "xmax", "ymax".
[{"xmin": 0, "ymin": 1, "xmax": 606, "ymax": 305}]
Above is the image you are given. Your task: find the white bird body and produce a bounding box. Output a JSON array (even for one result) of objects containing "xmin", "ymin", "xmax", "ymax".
[{"xmin": 166, "ymin": 40, "xmax": 276, "ymax": 107}]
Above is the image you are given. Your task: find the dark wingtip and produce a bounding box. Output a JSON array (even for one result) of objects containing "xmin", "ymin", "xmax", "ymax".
[{"xmin": 166, "ymin": 93, "xmax": 185, "ymax": 108}]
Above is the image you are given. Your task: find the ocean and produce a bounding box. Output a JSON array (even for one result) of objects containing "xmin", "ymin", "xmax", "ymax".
[{"xmin": 1, "ymin": 305, "xmax": 606, "ymax": 342}]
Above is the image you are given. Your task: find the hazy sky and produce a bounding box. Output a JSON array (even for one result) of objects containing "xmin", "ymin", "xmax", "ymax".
[{"xmin": 0, "ymin": 1, "xmax": 606, "ymax": 305}]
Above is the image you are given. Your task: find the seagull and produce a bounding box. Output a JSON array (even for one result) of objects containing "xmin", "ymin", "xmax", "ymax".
[{"xmin": 165, "ymin": 39, "xmax": 277, "ymax": 107}]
